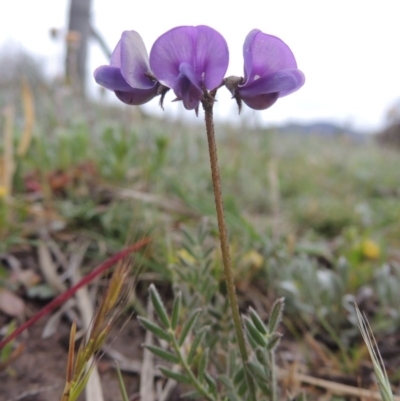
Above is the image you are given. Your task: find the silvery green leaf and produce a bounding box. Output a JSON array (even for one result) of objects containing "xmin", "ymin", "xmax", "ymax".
[
  {"xmin": 204, "ymin": 372, "xmax": 218, "ymax": 396},
  {"xmin": 171, "ymin": 291, "xmax": 182, "ymax": 330},
  {"xmin": 268, "ymin": 298, "xmax": 284, "ymax": 334},
  {"xmin": 198, "ymin": 348, "xmax": 209, "ymax": 382},
  {"xmin": 144, "ymin": 345, "xmax": 179, "ymax": 364},
  {"xmin": 233, "ymin": 367, "xmax": 245, "ymax": 386},
  {"xmin": 247, "ymin": 360, "xmax": 265, "ymax": 382},
  {"xmin": 266, "ymin": 332, "xmax": 282, "ymax": 351},
  {"xmin": 137, "ymin": 316, "xmax": 171, "ymax": 342},
  {"xmin": 178, "ymin": 308, "xmax": 202, "ymax": 346},
  {"xmin": 244, "ymin": 316, "xmax": 267, "ymax": 347},
  {"xmin": 237, "ymin": 379, "xmax": 247, "ymax": 397},
  {"xmin": 255, "ymin": 348, "xmax": 269, "ymax": 367},
  {"xmin": 149, "ymin": 284, "xmax": 170, "ymax": 328},
  {"xmin": 181, "ymin": 389, "xmax": 202, "ymax": 399},
  {"xmin": 187, "ymin": 326, "xmax": 207, "ymax": 365},
  {"xmin": 248, "ymin": 307, "xmax": 267, "ymax": 335},
  {"xmin": 159, "ymin": 366, "xmax": 192, "ymax": 384}
]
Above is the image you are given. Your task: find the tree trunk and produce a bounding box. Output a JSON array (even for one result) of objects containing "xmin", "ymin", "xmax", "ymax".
[{"xmin": 65, "ymin": 0, "xmax": 92, "ymax": 95}]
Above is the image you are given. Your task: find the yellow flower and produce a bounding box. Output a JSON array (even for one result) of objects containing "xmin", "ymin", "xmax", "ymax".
[
  {"xmin": 242, "ymin": 250, "xmax": 264, "ymax": 269},
  {"xmin": 0, "ymin": 186, "xmax": 8, "ymax": 198},
  {"xmin": 361, "ymin": 239, "xmax": 380, "ymax": 259},
  {"xmin": 177, "ymin": 249, "xmax": 196, "ymax": 264}
]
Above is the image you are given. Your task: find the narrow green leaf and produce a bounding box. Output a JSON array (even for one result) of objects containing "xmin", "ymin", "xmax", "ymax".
[
  {"xmin": 248, "ymin": 307, "xmax": 267, "ymax": 335},
  {"xmin": 149, "ymin": 284, "xmax": 170, "ymax": 329},
  {"xmin": 233, "ymin": 367, "xmax": 245, "ymax": 387},
  {"xmin": 266, "ymin": 332, "xmax": 282, "ymax": 351},
  {"xmin": 268, "ymin": 298, "xmax": 285, "ymax": 334},
  {"xmin": 159, "ymin": 366, "xmax": 192, "ymax": 384},
  {"xmin": 208, "ymin": 307, "xmax": 222, "ymax": 320},
  {"xmin": 171, "ymin": 292, "xmax": 182, "ymax": 330},
  {"xmin": 187, "ymin": 327, "xmax": 207, "ymax": 365},
  {"xmin": 219, "ymin": 374, "xmax": 233, "ymax": 389},
  {"xmin": 237, "ymin": 379, "xmax": 247, "ymax": 397},
  {"xmin": 204, "ymin": 372, "xmax": 217, "ymax": 395},
  {"xmin": 144, "ymin": 345, "xmax": 179, "ymax": 364},
  {"xmin": 198, "ymin": 348, "xmax": 209, "ymax": 382},
  {"xmin": 257, "ymin": 380, "xmax": 271, "ymax": 397},
  {"xmin": 181, "ymin": 229, "xmax": 197, "ymax": 246},
  {"xmin": 255, "ymin": 348, "xmax": 269, "ymax": 367},
  {"xmin": 228, "ymin": 348, "xmax": 238, "ymax": 377},
  {"xmin": 247, "ymin": 360, "xmax": 266, "ymax": 382},
  {"xmin": 137, "ymin": 316, "xmax": 171, "ymax": 342},
  {"xmin": 115, "ymin": 363, "xmax": 129, "ymax": 401},
  {"xmin": 181, "ymin": 389, "xmax": 202, "ymax": 399},
  {"xmin": 178, "ymin": 308, "xmax": 202, "ymax": 346},
  {"xmin": 244, "ymin": 316, "xmax": 267, "ymax": 347}
]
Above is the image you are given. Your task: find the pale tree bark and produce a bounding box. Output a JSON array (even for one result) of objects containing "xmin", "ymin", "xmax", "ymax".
[{"xmin": 65, "ymin": 0, "xmax": 93, "ymax": 95}]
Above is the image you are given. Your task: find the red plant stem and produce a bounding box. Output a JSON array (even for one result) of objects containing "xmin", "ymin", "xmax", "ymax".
[{"xmin": 0, "ymin": 238, "xmax": 151, "ymax": 350}]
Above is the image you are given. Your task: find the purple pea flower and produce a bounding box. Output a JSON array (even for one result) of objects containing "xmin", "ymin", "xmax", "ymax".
[
  {"xmin": 149, "ymin": 25, "xmax": 229, "ymax": 111},
  {"xmin": 94, "ymin": 30, "xmax": 159, "ymax": 105},
  {"xmin": 226, "ymin": 29, "xmax": 305, "ymax": 111}
]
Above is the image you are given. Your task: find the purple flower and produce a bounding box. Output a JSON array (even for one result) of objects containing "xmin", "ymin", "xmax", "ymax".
[
  {"xmin": 94, "ymin": 31, "xmax": 159, "ymax": 105},
  {"xmin": 227, "ymin": 29, "xmax": 305, "ymax": 111},
  {"xmin": 149, "ymin": 25, "xmax": 229, "ymax": 111}
]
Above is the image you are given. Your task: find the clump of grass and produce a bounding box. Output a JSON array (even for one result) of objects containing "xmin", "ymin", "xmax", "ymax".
[{"xmin": 60, "ymin": 261, "xmax": 132, "ymax": 401}]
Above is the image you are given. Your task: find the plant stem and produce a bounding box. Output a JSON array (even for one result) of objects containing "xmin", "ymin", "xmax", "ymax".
[
  {"xmin": 269, "ymin": 350, "xmax": 278, "ymax": 401},
  {"xmin": 202, "ymin": 98, "xmax": 256, "ymax": 400}
]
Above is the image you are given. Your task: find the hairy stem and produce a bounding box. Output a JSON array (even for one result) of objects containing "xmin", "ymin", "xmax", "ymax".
[
  {"xmin": 269, "ymin": 350, "xmax": 278, "ymax": 401},
  {"xmin": 202, "ymin": 98, "xmax": 256, "ymax": 400}
]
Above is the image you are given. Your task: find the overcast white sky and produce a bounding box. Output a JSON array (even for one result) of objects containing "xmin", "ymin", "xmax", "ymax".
[{"xmin": 1, "ymin": 1, "xmax": 399, "ymax": 131}]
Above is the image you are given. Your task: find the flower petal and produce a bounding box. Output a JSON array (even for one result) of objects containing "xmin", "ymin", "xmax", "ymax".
[
  {"xmin": 114, "ymin": 88, "xmax": 158, "ymax": 105},
  {"xmin": 150, "ymin": 25, "xmax": 229, "ymax": 91},
  {"xmin": 119, "ymin": 30, "xmax": 155, "ymax": 89},
  {"xmin": 94, "ymin": 65, "xmax": 135, "ymax": 92},
  {"xmin": 241, "ymin": 93, "xmax": 279, "ymax": 110},
  {"xmin": 110, "ymin": 40, "xmax": 122, "ymax": 67},
  {"xmin": 150, "ymin": 26, "xmax": 195, "ymax": 89},
  {"xmin": 243, "ymin": 30, "xmax": 298, "ymax": 85},
  {"xmin": 239, "ymin": 69, "xmax": 305, "ymax": 98},
  {"xmin": 193, "ymin": 25, "xmax": 229, "ymax": 89},
  {"xmin": 173, "ymin": 62, "xmax": 203, "ymax": 110}
]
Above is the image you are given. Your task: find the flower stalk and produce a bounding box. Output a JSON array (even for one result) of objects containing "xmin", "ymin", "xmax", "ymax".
[{"xmin": 202, "ymin": 94, "xmax": 256, "ymax": 400}]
